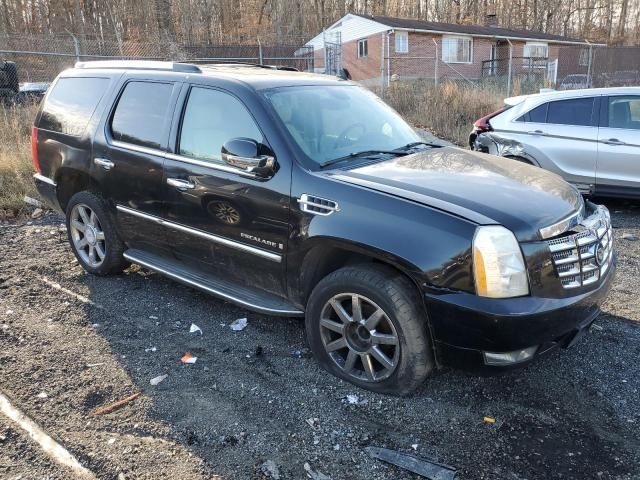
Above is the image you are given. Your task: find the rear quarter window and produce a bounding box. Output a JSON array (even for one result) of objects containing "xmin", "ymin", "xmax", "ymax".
[
  {"xmin": 110, "ymin": 81, "xmax": 173, "ymax": 150},
  {"xmin": 39, "ymin": 77, "xmax": 109, "ymax": 136}
]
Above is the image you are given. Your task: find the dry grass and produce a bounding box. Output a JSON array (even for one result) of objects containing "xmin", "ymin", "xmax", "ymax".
[
  {"xmin": 384, "ymin": 80, "xmax": 504, "ymax": 146},
  {"xmin": 0, "ymin": 103, "xmax": 39, "ymax": 217}
]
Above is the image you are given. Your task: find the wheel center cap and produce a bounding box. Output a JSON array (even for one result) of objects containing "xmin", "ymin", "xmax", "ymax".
[
  {"xmin": 85, "ymin": 227, "xmax": 97, "ymax": 245},
  {"xmin": 345, "ymin": 323, "xmax": 371, "ymax": 352}
]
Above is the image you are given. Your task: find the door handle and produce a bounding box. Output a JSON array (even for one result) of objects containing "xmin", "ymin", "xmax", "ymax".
[
  {"xmin": 527, "ymin": 130, "xmax": 545, "ymax": 135},
  {"xmin": 167, "ymin": 178, "xmax": 196, "ymax": 190},
  {"xmin": 94, "ymin": 158, "xmax": 114, "ymax": 171},
  {"xmin": 603, "ymin": 138, "xmax": 626, "ymax": 146}
]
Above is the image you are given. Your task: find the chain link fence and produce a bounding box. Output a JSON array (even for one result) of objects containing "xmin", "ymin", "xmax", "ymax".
[
  {"xmin": 0, "ymin": 33, "xmax": 314, "ymax": 86},
  {"xmin": 376, "ymin": 35, "xmax": 640, "ymax": 98}
]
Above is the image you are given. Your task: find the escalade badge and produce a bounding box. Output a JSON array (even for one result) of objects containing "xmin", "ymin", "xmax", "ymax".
[{"xmin": 241, "ymin": 232, "xmax": 284, "ymax": 250}]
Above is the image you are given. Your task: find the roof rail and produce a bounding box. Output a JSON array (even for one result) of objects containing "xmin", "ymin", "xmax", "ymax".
[
  {"xmin": 74, "ymin": 60, "xmax": 201, "ymax": 73},
  {"xmin": 193, "ymin": 61, "xmax": 298, "ymax": 72}
]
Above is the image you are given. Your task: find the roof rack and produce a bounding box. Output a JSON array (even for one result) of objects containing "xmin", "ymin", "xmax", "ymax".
[
  {"xmin": 193, "ymin": 61, "xmax": 298, "ymax": 72},
  {"xmin": 74, "ymin": 60, "xmax": 201, "ymax": 73}
]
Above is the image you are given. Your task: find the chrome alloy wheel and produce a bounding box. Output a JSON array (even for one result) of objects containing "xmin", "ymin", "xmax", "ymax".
[
  {"xmin": 319, "ymin": 293, "xmax": 399, "ymax": 382},
  {"xmin": 69, "ymin": 203, "xmax": 106, "ymax": 268}
]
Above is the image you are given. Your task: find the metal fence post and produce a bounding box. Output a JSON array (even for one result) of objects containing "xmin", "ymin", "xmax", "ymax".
[
  {"xmin": 66, "ymin": 30, "xmax": 81, "ymax": 62},
  {"xmin": 380, "ymin": 31, "xmax": 385, "ymax": 97},
  {"xmin": 257, "ymin": 37, "xmax": 263, "ymax": 64},
  {"xmin": 506, "ymin": 39, "xmax": 513, "ymax": 96},
  {"xmin": 586, "ymin": 40, "xmax": 593, "ymax": 87},
  {"xmin": 432, "ymin": 38, "xmax": 439, "ymax": 86}
]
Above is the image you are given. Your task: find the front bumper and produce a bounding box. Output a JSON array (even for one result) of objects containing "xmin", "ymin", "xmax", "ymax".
[
  {"xmin": 33, "ymin": 173, "xmax": 63, "ymax": 213},
  {"xmin": 425, "ymin": 256, "xmax": 616, "ymax": 370}
]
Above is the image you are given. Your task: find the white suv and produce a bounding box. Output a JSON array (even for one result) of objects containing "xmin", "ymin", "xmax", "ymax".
[{"xmin": 470, "ymin": 87, "xmax": 640, "ymax": 198}]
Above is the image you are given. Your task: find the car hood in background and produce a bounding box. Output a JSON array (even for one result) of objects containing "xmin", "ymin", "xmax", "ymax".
[{"xmin": 331, "ymin": 147, "xmax": 582, "ymax": 242}]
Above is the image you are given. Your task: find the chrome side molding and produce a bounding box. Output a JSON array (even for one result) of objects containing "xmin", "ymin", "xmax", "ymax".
[{"xmin": 116, "ymin": 205, "xmax": 281, "ymax": 262}]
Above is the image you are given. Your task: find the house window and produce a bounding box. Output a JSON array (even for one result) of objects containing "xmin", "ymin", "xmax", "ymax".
[
  {"xmin": 395, "ymin": 31, "xmax": 408, "ymax": 53},
  {"xmin": 442, "ymin": 36, "xmax": 472, "ymax": 63},
  {"xmin": 523, "ymin": 42, "xmax": 548, "ymax": 68},
  {"xmin": 358, "ymin": 39, "xmax": 368, "ymax": 58}
]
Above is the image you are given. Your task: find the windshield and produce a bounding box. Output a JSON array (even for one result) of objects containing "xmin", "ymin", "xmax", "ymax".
[{"xmin": 263, "ymin": 85, "xmax": 421, "ymax": 166}]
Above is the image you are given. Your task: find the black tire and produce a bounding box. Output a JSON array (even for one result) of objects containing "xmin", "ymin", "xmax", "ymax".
[
  {"xmin": 305, "ymin": 264, "xmax": 434, "ymax": 396},
  {"xmin": 65, "ymin": 191, "xmax": 129, "ymax": 275}
]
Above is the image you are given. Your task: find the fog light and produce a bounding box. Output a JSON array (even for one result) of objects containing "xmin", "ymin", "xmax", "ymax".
[{"xmin": 483, "ymin": 346, "xmax": 538, "ymax": 366}]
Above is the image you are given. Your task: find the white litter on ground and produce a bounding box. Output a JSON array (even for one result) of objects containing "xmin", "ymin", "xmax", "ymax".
[
  {"xmin": 189, "ymin": 323, "xmax": 202, "ymax": 335},
  {"xmin": 230, "ymin": 317, "xmax": 248, "ymax": 331},
  {"xmin": 150, "ymin": 374, "xmax": 168, "ymax": 386}
]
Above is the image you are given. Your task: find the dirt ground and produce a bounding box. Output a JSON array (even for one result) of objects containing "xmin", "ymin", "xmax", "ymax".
[{"xmin": 1, "ymin": 198, "xmax": 639, "ymax": 480}]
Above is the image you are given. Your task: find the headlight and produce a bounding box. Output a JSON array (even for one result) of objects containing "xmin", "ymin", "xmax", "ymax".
[{"xmin": 473, "ymin": 226, "xmax": 529, "ymax": 298}]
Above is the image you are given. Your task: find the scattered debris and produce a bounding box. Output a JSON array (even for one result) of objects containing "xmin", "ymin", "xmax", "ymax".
[
  {"xmin": 86, "ymin": 362, "xmax": 105, "ymax": 368},
  {"xmin": 93, "ymin": 392, "xmax": 141, "ymax": 416},
  {"xmin": 483, "ymin": 416, "xmax": 496, "ymax": 424},
  {"xmin": 260, "ymin": 459, "xmax": 281, "ymax": 479},
  {"xmin": 230, "ymin": 317, "xmax": 248, "ymax": 331},
  {"xmin": 622, "ymin": 233, "xmax": 639, "ymax": 241},
  {"xmin": 36, "ymin": 392, "xmax": 48, "ymax": 399},
  {"xmin": 180, "ymin": 352, "xmax": 197, "ymax": 364},
  {"xmin": 345, "ymin": 394, "xmax": 360, "ymax": 404},
  {"xmin": 23, "ymin": 196, "xmax": 43, "ymax": 207},
  {"xmin": 365, "ymin": 447, "xmax": 457, "ymax": 480},
  {"xmin": 291, "ymin": 348, "xmax": 311, "ymax": 358},
  {"xmin": 150, "ymin": 374, "xmax": 168, "ymax": 386},
  {"xmin": 30, "ymin": 208, "xmax": 44, "ymax": 219},
  {"xmin": 306, "ymin": 418, "xmax": 320, "ymax": 429},
  {"xmin": 189, "ymin": 323, "xmax": 203, "ymax": 335},
  {"xmin": 412, "ymin": 443, "xmax": 419, "ymax": 450},
  {"xmin": 149, "ymin": 315, "xmax": 158, "ymax": 320},
  {"xmin": 107, "ymin": 438, "xmax": 116, "ymax": 445},
  {"xmin": 144, "ymin": 346, "xmax": 157, "ymax": 353},
  {"xmin": 590, "ymin": 324, "xmax": 604, "ymax": 332},
  {"xmin": 303, "ymin": 462, "xmax": 331, "ymax": 480}
]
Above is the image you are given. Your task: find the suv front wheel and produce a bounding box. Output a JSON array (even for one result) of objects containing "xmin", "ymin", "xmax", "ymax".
[
  {"xmin": 66, "ymin": 191, "xmax": 128, "ymax": 275},
  {"xmin": 306, "ymin": 265, "xmax": 434, "ymax": 395}
]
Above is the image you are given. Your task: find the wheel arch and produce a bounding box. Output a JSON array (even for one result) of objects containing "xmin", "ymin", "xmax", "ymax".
[{"xmin": 55, "ymin": 167, "xmax": 102, "ymax": 212}]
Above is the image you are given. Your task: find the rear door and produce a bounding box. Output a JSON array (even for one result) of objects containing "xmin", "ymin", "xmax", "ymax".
[
  {"xmin": 510, "ymin": 96, "xmax": 599, "ymax": 190},
  {"xmin": 161, "ymin": 83, "xmax": 291, "ymax": 297},
  {"xmin": 92, "ymin": 75, "xmax": 181, "ymax": 251},
  {"xmin": 596, "ymin": 95, "xmax": 640, "ymax": 196}
]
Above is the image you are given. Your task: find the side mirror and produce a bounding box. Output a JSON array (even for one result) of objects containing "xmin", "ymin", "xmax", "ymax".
[{"xmin": 221, "ymin": 138, "xmax": 276, "ymax": 177}]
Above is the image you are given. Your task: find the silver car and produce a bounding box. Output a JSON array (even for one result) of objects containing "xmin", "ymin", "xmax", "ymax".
[{"xmin": 471, "ymin": 87, "xmax": 640, "ymax": 197}]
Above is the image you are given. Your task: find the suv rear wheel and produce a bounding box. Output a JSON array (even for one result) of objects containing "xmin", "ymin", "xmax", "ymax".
[
  {"xmin": 305, "ymin": 265, "xmax": 434, "ymax": 395},
  {"xmin": 66, "ymin": 192, "xmax": 128, "ymax": 275}
]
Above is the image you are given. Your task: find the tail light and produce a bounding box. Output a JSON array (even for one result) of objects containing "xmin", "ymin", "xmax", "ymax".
[
  {"xmin": 473, "ymin": 106, "xmax": 508, "ymax": 133},
  {"xmin": 31, "ymin": 126, "xmax": 41, "ymax": 174}
]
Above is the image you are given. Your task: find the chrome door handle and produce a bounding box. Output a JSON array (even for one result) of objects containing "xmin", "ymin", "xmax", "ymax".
[
  {"xmin": 603, "ymin": 138, "xmax": 626, "ymax": 146},
  {"xmin": 167, "ymin": 178, "xmax": 195, "ymax": 190},
  {"xmin": 527, "ymin": 130, "xmax": 545, "ymax": 135},
  {"xmin": 94, "ymin": 158, "xmax": 114, "ymax": 170}
]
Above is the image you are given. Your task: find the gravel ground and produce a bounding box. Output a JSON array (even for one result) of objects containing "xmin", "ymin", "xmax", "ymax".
[{"xmin": 1, "ymin": 198, "xmax": 639, "ymax": 480}]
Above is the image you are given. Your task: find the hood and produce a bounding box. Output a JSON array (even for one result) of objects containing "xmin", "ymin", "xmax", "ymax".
[{"xmin": 331, "ymin": 147, "xmax": 582, "ymax": 242}]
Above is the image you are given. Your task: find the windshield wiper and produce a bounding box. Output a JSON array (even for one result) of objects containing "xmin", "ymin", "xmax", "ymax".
[
  {"xmin": 393, "ymin": 141, "xmax": 443, "ymax": 152},
  {"xmin": 319, "ymin": 149, "xmax": 407, "ymax": 169}
]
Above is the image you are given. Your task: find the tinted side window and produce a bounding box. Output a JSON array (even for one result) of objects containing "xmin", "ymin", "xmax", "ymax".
[
  {"xmin": 607, "ymin": 96, "xmax": 640, "ymax": 130},
  {"xmin": 179, "ymin": 87, "xmax": 263, "ymax": 164},
  {"xmin": 516, "ymin": 103, "xmax": 548, "ymax": 122},
  {"xmin": 40, "ymin": 77, "xmax": 108, "ymax": 136},
  {"xmin": 546, "ymin": 97, "xmax": 594, "ymax": 126},
  {"xmin": 110, "ymin": 81, "xmax": 173, "ymax": 149}
]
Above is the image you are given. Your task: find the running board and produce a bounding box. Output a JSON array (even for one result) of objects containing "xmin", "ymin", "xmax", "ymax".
[{"xmin": 123, "ymin": 249, "xmax": 304, "ymax": 317}]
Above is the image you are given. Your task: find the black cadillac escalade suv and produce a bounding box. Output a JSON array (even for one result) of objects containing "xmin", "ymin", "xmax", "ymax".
[{"xmin": 32, "ymin": 61, "xmax": 615, "ymax": 395}]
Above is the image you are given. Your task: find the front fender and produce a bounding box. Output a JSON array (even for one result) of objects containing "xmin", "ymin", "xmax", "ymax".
[{"xmin": 288, "ymin": 170, "xmax": 478, "ymax": 304}]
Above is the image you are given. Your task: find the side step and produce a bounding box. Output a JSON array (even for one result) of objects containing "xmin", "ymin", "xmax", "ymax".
[{"xmin": 123, "ymin": 249, "xmax": 304, "ymax": 317}]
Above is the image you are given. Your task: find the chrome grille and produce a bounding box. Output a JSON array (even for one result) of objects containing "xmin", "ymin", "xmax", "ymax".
[{"xmin": 546, "ymin": 210, "xmax": 613, "ymax": 289}]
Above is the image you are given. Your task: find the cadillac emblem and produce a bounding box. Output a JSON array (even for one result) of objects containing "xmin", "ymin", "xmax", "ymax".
[{"xmin": 595, "ymin": 239, "xmax": 605, "ymax": 266}]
